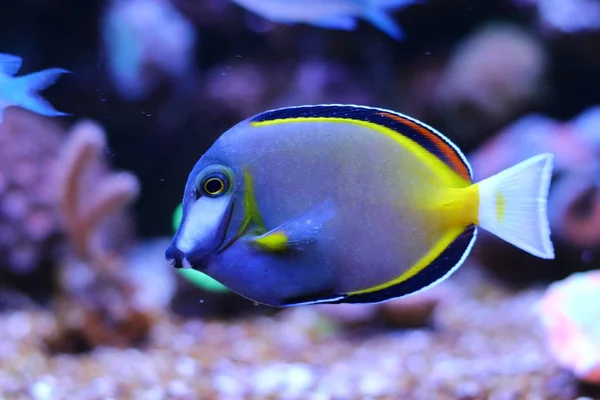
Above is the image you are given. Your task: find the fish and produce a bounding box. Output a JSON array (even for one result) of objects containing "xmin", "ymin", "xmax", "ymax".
[
  {"xmin": 0, "ymin": 53, "xmax": 69, "ymax": 123},
  {"xmin": 230, "ymin": 0, "xmax": 419, "ymax": 40},
  {"xmin": 165, "ymin": 104, "xmax": 555, "ymax": 307},
  {"xmin": 102, "ymin": 0, "xmax": 197, "ymax": 101}
]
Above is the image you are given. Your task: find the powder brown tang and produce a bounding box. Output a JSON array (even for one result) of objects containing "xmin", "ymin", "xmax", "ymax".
[{"xmin": 166, "ymin": 105, "xmax": 555, "ymax": 307}]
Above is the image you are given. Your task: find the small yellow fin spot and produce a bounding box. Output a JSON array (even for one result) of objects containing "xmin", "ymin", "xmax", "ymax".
[
  {"xmin": 252, "ymin": 230, "xmax": 289, "ymax": 252},
  {"xmin": 496, "ymin": 191, "xmax": 506, "ymax": 223}
]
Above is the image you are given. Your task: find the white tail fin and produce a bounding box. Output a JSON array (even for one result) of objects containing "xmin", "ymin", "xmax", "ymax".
[{"xmin": 477, "ymin": 153, "xmax": 555, "ymax": 259}]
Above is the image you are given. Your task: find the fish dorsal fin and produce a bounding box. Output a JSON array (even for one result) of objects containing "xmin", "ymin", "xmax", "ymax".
[
  {"xmin": 0, "ymin": 53, "xmax": 23, "ymax": 76},
  {"xmin": 250, "ymin": 104, "xmax": 472, "ymax": 183}
]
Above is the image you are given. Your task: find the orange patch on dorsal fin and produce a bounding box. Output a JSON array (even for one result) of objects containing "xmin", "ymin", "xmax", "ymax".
[{"xmin": 377, "ymin": 112, "xmax": 472, "ymax": 182}]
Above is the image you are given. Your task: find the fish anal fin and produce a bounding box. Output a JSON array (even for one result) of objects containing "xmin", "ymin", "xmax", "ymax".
[{"xmin": 343, "ymin": 225, "xmax": 477, "ymax": 304}]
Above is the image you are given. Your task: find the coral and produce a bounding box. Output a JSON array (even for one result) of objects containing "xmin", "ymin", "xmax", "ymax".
[
  {"xmin": 0, "ymin": 108, "xmax": 65, "ymax": 275},
  {"xmin": 435, "ymin": 23, "xmax": 548, "ymax": 143},
  {"xmin": 538, "ymin": 270, "xmax": 600, "ymax": 384},
  {"xmin": 204, "ymin": 62, "xmax": 271, "ymax": 120},
  {"xmin": 46, "ymin": 120, "xmax": 152, "ymax": 352}
]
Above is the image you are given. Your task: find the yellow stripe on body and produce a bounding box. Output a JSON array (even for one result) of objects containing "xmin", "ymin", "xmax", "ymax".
[
  {"xmin": 349, "ymin": 184, "xmax": 480, "ymax": 296},
  {"xmin": 251, "ymin": 117, "xmax": 480, "ymax": 296},
  {"xmin": 252, "ymin": 118, "xmax": 471, "ymax": 188},
  {"xmin": 349, "ymin": 226, "xmax": 466, "ymax": 295}
]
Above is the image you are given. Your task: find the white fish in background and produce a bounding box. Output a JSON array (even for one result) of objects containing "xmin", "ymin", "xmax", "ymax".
[
  {"xmin": 0, "ymin": 53, "xmax": 69, "ymax": 123},
  {"xmin": 230, "ymin": 0, "xmax": 420, "ymax": 40}
]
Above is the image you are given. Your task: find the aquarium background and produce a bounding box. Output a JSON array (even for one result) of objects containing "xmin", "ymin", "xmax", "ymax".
[{"xmin": 1, "ymin": 0, "xmax": 600, "ymax": 398}]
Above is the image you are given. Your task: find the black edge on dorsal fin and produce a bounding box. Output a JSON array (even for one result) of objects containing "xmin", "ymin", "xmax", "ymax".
[
  {"xmin": 335, "ymin": 225, "xmax": 477, "ymax": 304},
  {"xmin": 250, "ymin": 104, "xmax": 358, "ymax": 122},
  {"xmin": 249, "ymin": 104, "xmax": 472, "ymax": 182}
]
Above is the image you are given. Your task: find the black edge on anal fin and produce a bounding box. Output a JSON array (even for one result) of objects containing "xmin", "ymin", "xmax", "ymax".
[
  {"xmin": 249, "ymin": 104, "xmax": 472, "ymax": 182},
  {"xmin": 337, "ymin": 225, "xmax": 477, "ymax": 304}
]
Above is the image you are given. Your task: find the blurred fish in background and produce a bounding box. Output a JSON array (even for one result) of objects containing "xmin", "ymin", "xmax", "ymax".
[
  {"xmin": 0, "ymin": 53, "xmax": 69, "ymax": 123},
  {"xmin": 101, "ymin": 0, "xmax": 197, "ymax": 101},
  {"xmin": 230, "ymin": 0, "xmax": 420, "ymax": 40},
  {"xmin": 515, "ymin": 0, "xmax": 600, "ymax": 34}
]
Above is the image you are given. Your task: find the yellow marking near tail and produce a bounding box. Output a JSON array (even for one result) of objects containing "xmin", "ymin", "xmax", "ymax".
[
  {"xmin": 430, "ymin": 184, "xmax": 480, "ymax": 228},
  {"xmin": 496, "ymin": 192, "xmax": 506, "ymax": 223},
  {"xmin": 349, "ymin": 183, "xmax": 480, "ymax": 296}
]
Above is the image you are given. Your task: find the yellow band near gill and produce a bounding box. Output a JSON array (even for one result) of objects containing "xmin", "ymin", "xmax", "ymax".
[
  {"xmin": 251, "ymin": 117, "xmax": 470, "ymax": 188},
  {"xmin": 230, "ymin": 169, "xmax": 266, "ymax": 243}
]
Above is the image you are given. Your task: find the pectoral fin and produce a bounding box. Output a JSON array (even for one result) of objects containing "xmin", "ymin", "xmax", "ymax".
[{"xmin": 250, "ymin": 200, "xmax": 335, "ymax": 252}]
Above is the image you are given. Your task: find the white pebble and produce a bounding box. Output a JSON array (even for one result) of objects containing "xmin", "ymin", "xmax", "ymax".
[
  {"xmin": 132, "ymin": 386, "xmax": 165, "ymax": 400},
  {"xmin": 282, "ymin": 363, "xmax": 315, "ymax": 395},
  {"xmin": 359, "ymin": 373, "xmax": 391, "ymax": 397},
  {"xmin": 175, "ymin": 356, "xmax": 197, "ymax": 377},
  {"xmin": 253, "ymin": 365, "xmax": 283, "ymax": 395},
  {"xmin": 29, "ymin": 380, "xmax": 54, "ymax": 400},
  {"xmin": 167, "ymin": 379, "xmax": 191, "ymax": 397},
  {"xmin": 6, "ymin": 312, "xmax": 31, "ymax": 340},
  {"xmin": 213, "ymin": 374, "xmax": 244, "ymax": 396},
  {"xmin": 88, "ymin": 377, "xmax": 115, "ymax": 397}
]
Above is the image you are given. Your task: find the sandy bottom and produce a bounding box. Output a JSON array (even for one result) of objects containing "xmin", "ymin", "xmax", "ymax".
[{"xmin": 0, "ymin": 266, "xmax": 586, "ymax": 399}]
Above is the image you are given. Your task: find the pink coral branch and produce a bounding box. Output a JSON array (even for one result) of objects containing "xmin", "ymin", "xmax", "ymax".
[
  {"xmin": 81, "ymin": 172, "xmax": 140, "ymax": 262},
  {"xmin": 55, "ymin": 120, "xmax": 139, "ymax": 264}
]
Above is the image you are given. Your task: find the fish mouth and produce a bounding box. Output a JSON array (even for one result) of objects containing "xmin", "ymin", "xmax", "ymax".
[
  {"xmin": 165, "ymin": 245, "xmax": 189, "ymax": 269},
  {"xmin": 165, "ymin": 198, "xmax": 235, "ymax": 271},
  {"xmin": 165, "ymin": 245, "xmax": 210, "ymax": 271}
]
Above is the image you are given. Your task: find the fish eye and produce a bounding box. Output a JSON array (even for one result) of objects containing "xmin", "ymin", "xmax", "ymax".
[
  {"xmin": 196, "ymin": 167, "xmax": 232, "ymax": 198},
  {"xmin": 204, "ymin": 177, "xmax": 225, "ymax": 196}
]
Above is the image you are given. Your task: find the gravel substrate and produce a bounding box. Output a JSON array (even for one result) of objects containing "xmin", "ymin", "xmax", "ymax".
[{"xmin": 0, "ymin": 266, "xmax": 585, "ymax": 399}]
